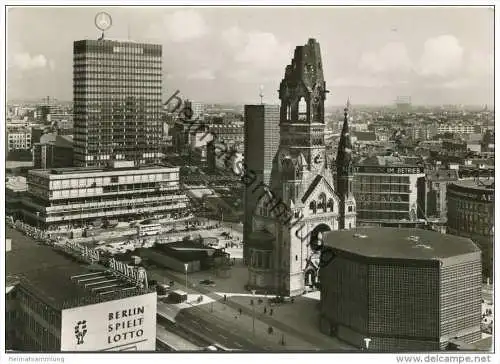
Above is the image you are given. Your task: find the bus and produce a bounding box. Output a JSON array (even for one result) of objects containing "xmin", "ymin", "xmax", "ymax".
[{"xmin": 137, "ymin": 223, "xmax": 161, "ymax": 237}]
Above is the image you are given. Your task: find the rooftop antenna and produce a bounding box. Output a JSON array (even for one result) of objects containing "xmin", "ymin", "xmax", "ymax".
[{"xmin": 259, "ymin": 85, "xmax": 264, "ymax": 105}]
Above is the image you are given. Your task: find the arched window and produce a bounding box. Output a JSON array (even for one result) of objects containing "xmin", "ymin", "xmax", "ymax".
[
  {"xmin": 286, "ymin": 104, "xmax": 291, "ymax": 120},
  {"xmin": 309, "ymin": 201, "xmax": 317, "ymax": 214},
  {"xmin": 318, "ymin": 193, "xmax": 327, "ymax": 212},
  {"xmin": 327, "ymin": 198, "xmax": 334, "ymax": 212},
  {"xmin": 298, "ymin": 97, "xmax": 307, "ymax": 121}
]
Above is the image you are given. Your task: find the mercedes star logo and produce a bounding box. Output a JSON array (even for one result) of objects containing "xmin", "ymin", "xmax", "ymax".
[{"xmin": 95, "ymin": 12, "xmax": 112, "ymax": 31}]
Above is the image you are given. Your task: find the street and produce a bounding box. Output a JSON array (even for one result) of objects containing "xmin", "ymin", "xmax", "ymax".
[{"xmin": 175, "ymin": 307, "xmax": 265, "ymax": 350}]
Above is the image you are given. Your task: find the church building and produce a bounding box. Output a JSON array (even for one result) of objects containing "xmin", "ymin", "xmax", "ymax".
[{"xmin": 246, "ymin": 38, "xmax": 356, "ymax": 296}]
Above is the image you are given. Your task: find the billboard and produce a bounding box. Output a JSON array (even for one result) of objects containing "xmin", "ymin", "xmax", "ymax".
[
  {"xmin": 61, "ymin": 292, "xmax": 156, "ymax": 352},
  {"xmin": 354, "ymin": 165, "xmax": 424, "ymax": 175}
]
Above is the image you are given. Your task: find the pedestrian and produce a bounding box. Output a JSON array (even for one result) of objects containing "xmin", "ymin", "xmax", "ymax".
[
  {"xmin": 239, "ymin": 308, "xmax": 242, "ymax": 315},
  {"xmin": 270, "ymin": 308, "xmax": 274, "ymax": 316},
  {"xmin": 264, "ymin": 307, "xmax": 267, "ymax": 314},
  {"xmin": 223, "ymin": 294, "xmax": 227, "ymax": 302}
]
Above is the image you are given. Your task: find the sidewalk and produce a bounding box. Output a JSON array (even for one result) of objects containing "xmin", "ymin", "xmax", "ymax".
[
  {"xmin": 187, "ymin": 300, "xmax": 320, "ymax": 350},
  {"xmin": 226, "ymin": 295, "xmax": 353, "ymax": 350},
  {"xmin": 150, "ymin": 267, "xmax": 353, "ymax": 351}
]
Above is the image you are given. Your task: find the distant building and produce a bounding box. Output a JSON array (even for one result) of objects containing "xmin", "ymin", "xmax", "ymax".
[
  {"xmin": 438, "ymin": 123, "xmax": 475, "ymax": 135},
  {"xmin": 21, "ymin": 162, "xmax": 189, "ymax": 231},
  {"xmin": 353, "ymin": 156, "xmax": 426, "ymax": 227},
  {"xmin": 351, "ymin": 131, "xmax": 377, "ymax": 146},
  {"xmin": 420, "ymin": 169, "xmax": 459, "ymax": 222},
  {"xmin": 7, "ymin": 127, "xmax": 31, "ymax": 151},
  {"xmin": 73, "ymin": 39, "xmax": 162, "ymax": 167},
  {"xmin": 243, "ymin": 104, "xmax": 280, "ymax": 264},
  {"xmin": 33, "ymin": 135, "xmax": 74, "ymax": 169},
  {"xmin": 210, "ymin": 122, "xmax": 245, "ymax": 144},
  {"xmin": 447, "ymin": 179, "xmax": 494, "ymax": 280},
  {"xmin": 320, "ymin": 227, "xmax": 482, "ymax": 351},
  {"xmin": 31, "ymin": 126, "xmax": 48, "ymax": 144},
  {"xmin": 395, "ymin": 96, "xmax": 412, "ymax": 112},
  {"xmin": 6, "ymin": 240, "xmax": 156, "ymax": 352},
  {"xmin": 184, "ymin": 100, "xmax": 205, "ymax": 120}
]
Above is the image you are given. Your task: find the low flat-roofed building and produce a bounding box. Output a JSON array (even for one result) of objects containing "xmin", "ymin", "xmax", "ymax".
[
  {"xmin": 320, "ymin": 227, "xmax": 482, "ymax": 352},
  {"xmin": 6, "ymin": 237, "xmax": 156, "ymax": 352},
  {"xmin": 21, "ymin": 163, "xmax": 189, "ymax": 231},
  {"xmin": 139, "ymin": 240, "xmax": 229, "ymax": 274},
  {"xmin": 6, "ymin": 176, "xmax": 28, "ymax": 219}
]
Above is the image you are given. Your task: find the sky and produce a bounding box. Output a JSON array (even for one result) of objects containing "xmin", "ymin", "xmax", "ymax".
[{"xmin": 6, "ymin": 6, "xmax": 494, "ymax": 106}]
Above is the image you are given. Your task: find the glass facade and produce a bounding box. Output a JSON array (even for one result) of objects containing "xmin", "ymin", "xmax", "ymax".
[
  {"xmin": 23, "ymin": 167, "xmax": 188, "ymax": 230},
  {"xmin": 320, "ymin": 249, "xmax": 481, "ymax": 351},
  {"xmin": 73, "ymin": 40, "xmax": 162, "ymax": 167},
  {"xmin": 440, "ymin": 260, "xmax": 482, "ymax": 338},
  {"xmin": 353, "ymin": 173, "xmax": 422, "ymax": 222},
  {"xmin": 368, "ymin": 264, "xmax": 440, "ymax": 339}
]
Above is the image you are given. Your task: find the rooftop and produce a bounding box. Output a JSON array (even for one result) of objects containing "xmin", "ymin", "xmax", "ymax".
[
  {"xmin": 426, "ymin": 169, "xmax": 459, "ymax": 181},
  {"xmin": 353, "ymin": 131, "xmax": 376, "ymax": 141},
  {"xmin": 359, "ymin": 155, "xmax": 419, "ymax": 167},
  {"xmin": 6, "ymin": 234, "xmax": 150, "ymax": 310},
  {"xmin": 324, "ymin": 227, "xmax": 479, "ymax": 261},
  {"xmin": 29, "ymin": 163, "xmax": 177, "ymax": 177},
  {"xmin": 6, "ymin": 176, "xmax": 27, "ymax": 192},
  {"xmin": 452, "ymin": 178, "xmax": 494, "ymax": 191}
]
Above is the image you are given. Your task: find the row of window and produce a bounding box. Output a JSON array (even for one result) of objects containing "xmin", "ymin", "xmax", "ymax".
[
  {"xmin": 441, "ymin": 313, "xmax": 479, "ymax": 335},
  {"xmin": 449, "ymin": 198, "xmax": 493, "ymax": 213},
  {"xmin": 355, "ymin": 184, "xmax": 411, "ymax": 193},
  {"xmin": 441, "ymin": 262, "xmax": 481, "ymax": 279},
  {"xmin": 358, "ymin": 211, "xmax": 409, "ymax": 220},
  {"xmin": 74, "ymin": 52, "xmax": 161, "ymax": 60},
  {"xmin": 356, "ymin": 193, "xmax": 410, "ymax": 202},
  {"xmin": 357, "ymin": 202, "xmax": 409, "ymax": 212},
  {"xmin": 45, "ymin": 201, "xmax": 186, "ymax": 219},
  {"xmin": 74, "ymin": 68, "xmax": 162, "ymax": 75}
]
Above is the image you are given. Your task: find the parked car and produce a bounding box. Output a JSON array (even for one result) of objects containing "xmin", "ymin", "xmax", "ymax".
[{"xmin": 199, "ymin": 279, "xmax": 216, "ymax": 287}]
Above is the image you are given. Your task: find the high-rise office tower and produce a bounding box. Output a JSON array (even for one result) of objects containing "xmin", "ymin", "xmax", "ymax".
[
  {"xmin": 243, "ymin": 104, "xmax": 280, "ymax": 264},
  {"xmin": 73, "ymin": 39, "xmax": 162, "ymax": 167}
]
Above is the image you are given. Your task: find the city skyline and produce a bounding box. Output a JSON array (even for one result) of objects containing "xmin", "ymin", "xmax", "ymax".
[{"xmin": 7, "ymin": 6, "xmax": 494, "ymax": 106}]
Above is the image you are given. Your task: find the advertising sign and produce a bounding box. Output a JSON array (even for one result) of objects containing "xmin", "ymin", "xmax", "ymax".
[
  {"xmin": 354, "ymin": 166, "xmax": 424, "ymax": 175},
  {"xmin": 61, "ymin": 292, "xmax": 156, "ymax": 351}
]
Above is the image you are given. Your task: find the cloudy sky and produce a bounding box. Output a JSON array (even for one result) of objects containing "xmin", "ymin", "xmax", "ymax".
[{"xmin": 7, "ymin": 6, "xmax": 494, "ymax": 106}]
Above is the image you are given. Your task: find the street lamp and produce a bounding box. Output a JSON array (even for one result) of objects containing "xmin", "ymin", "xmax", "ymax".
[
  {"xmin": 251, "ymin": 289, "xmax": 256, "ymax": 337},
  {"xmin": 184, "ymin": 263, "xmax": 189, "ymax": 290}
]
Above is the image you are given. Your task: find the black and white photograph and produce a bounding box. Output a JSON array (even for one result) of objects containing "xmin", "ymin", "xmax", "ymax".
[{"xmin": 1, "ymin": 2, "xmax": 496, "ymax": 363}]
